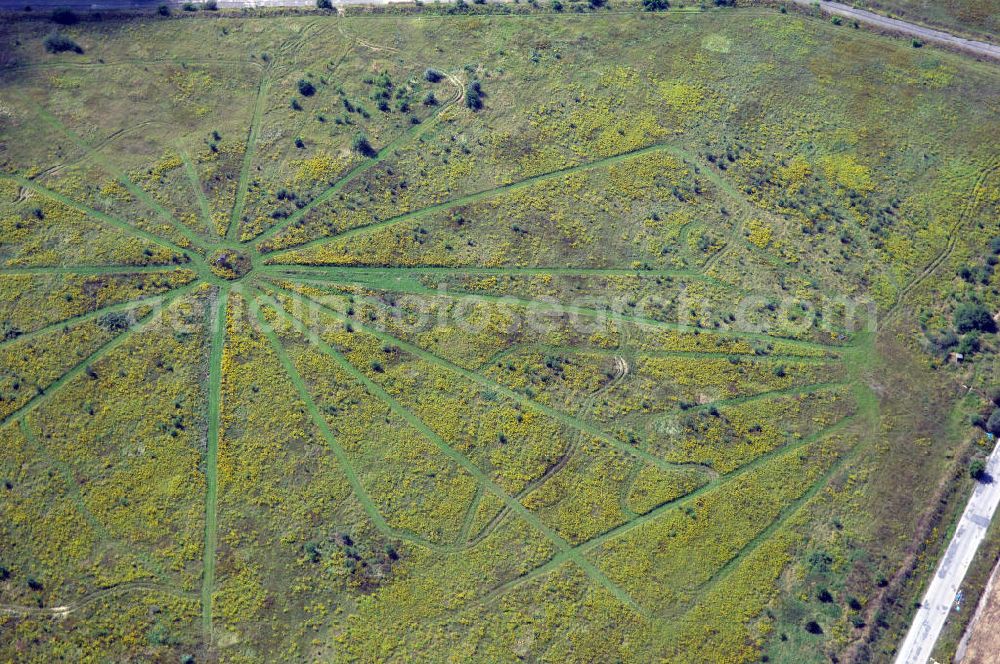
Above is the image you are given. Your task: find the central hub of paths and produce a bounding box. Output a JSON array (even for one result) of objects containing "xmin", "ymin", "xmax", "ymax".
[{"xmin": 206, "ymin": 247, "xmax": 253, "ymax": 281}]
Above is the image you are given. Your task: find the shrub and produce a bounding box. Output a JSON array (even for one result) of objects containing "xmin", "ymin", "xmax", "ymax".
[
  {"xmin": 642, "ymin": 0, "xmax": 669, "ymax": 10},
  {"xmin": 182, "ymin": 2, "xmax": 197, "ymax": 10},
  {"xmin": 317, "ymin": 0, "xmax": 333, "ymax": 7},
  {"xmin": 955, "ymin": 303, "xmax": 996, "ymax": 334},
  {"xmin": 970, "ymin": 459, "xmax": 987, "ymax": 480},
  {"xmin": 290, "ymin": 98, "xmax": 302, "ymax": 110},
  {"xmin": 465, "ymin": 80, "xmax": 483, "ymax": 110},
  {"xmin": 50, "ymin": 7, "xmax": 78, "ymax": 24},
  {"xmin": 987, "ymin": 386, "xmax": 1000, "ymax": 406},
  {"xmin": 551, "ymin": 0, "xmax": 563, "ymax": 10},
  {"xmin": 43, "ymin": 31, "xmax": 82, "ymax": 54},
  {"xmin": 804, "ymin": 620, "xmax": 823, "ymax": 635},
  {"xmin": 958, "ymin": 332, "xmax": 981, "ymax": 356},
  {"xmin": 424, "ymin": 68, "xmax": 443, "ymax": 83},
  {"xmin": 204, "ymin": 0, "xmax": 218, "ymax": 9},
  {"xmin": 352, "ymin": 132, "xmax": 376, "ymax": 157},
  {"xmin": 297, "ymin": 79, "xmax": 316, "ymax": 97},
  {"xmin": 991, "ymin": 236, "xmax": 1000, "ymax": 254},
  {"xmin": 294, "ymin": 137, "xmax": 305, "ymax": 149},
  {"xmin": 99, "ymin": 311, "xmax": 132, "ymax": 332},
  {"xmin": 912, "ymin": 39, "xmax": 924, "ymax": 47},
  {"xmin": 157, "ymin": 4, "xmax": 170, "ymax": 15},
  {"xmin": 423, "ymin": 91, "xmax": 437, "ymax": 106},
  {"xmin": 988, "ymin": 408, "xmax": 1000, "ymax": 435}
]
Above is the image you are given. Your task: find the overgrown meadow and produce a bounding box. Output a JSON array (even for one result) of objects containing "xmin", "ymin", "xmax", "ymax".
[{"xmin": 0, "ymin": 5, "xmax": 998, "ymax": 662}]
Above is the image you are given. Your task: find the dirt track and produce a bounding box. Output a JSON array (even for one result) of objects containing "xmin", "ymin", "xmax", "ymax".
[{"xmin": 0, "ymin": 0, "xmax": 997, "ymax": 62}]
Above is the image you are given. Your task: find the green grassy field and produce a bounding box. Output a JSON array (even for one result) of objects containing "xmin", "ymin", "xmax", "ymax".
[{"xmin": 0, "ymin": 4, "xmax": 998, "ymax": 662}]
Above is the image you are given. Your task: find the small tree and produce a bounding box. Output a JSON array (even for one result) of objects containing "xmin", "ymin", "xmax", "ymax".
[
  {"xmin": 297, "ymin": 79, "xmax": 316, "ymax": 97},
  {"xmin": 958, "ymin": 332, "xmax": 981, "ymax": 356},
  {"xmin": 424, "ymin": 68, "xmax": 443, "ymax": 83},
  {"xmin": 988, "ymin": 408, "xmax": 1000, "ymax": 435},
  {"xmin": 971, "ymin": 459, "xmax": 987, "ymax": 481},
  {"xmin": 317, "ymin": 0, "xmax": 333, "ymax": 7},
  {"xmin": 465, "ymin": 80, "xmax": 483, "ymax": 110},
  {"xmin": 352, "ymin": 132, "xmax": 376, "ymax": 157}
]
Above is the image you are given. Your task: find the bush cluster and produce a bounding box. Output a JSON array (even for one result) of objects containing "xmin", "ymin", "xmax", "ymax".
[{"xmin": 43, "ymin": 31, "xmax": 83, "ymax": 54}]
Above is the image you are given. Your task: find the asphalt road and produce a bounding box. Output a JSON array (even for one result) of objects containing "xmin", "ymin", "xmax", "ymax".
[
  {"xmin": 895, "ymin": 439, "xmax": 1000, "ymax": 664},
  {"xmin": 786, "ymin": 0, "xmax": 1000, "ymax": 60}
]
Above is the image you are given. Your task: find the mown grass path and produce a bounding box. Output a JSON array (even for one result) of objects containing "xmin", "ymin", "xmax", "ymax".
[
  {"xmin": 271, "ymin": 272, "xmax": 840, "ymax": 352},
  {"xmin": 251, "ymin": 290, "xmax": 488, "ymax": 553},
  {"xmin": 25, "ymin": 102, "xmax": 211, "ymax": 253},
  {"xmin": 256, "ymin": 286, "xmax": 649, "ymax": 616},
  {"xmin": 200, "ymin": 285, "xmax": 228, "ymax": 639},
  {"xmin": 180, "ymin": 149, "xmax": 216, "ymax": 237},
  {"xmin": 227, "ymin": 71, "xmax": 271, "ymax": 241},
  {"xmin": 0, "ymin": 285, "xmax": 195, "ymax": 430},
  {"xmin": 261, "ymin": 280, "xmax": 717, "ymax": 475},
  {"xmin": 2, "ymin": 175, "xmax": 197, "ymax": 262}
]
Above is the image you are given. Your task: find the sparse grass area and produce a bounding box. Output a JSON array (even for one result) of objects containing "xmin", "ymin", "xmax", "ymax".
[{"xmin": 0, "ymin": 6, "xmax": 997, "ymax": 662}]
